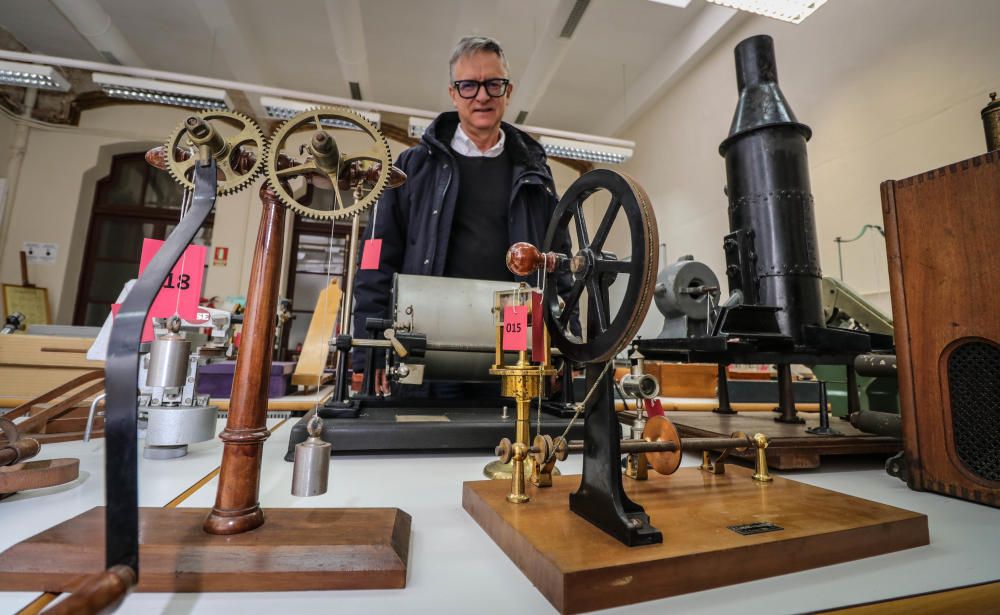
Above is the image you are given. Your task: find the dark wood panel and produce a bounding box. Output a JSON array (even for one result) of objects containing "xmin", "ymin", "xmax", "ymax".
[{"xmin": 882, "ymin": 151, "xmax": 1000, "ymax": 507}]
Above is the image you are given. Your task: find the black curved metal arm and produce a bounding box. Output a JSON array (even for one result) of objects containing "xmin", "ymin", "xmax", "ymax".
[{"xmin": 103, "ymin": 159, "xmax": 218, "ymax": 574}]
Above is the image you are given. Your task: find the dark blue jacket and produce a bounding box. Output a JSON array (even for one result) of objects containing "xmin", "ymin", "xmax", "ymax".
[{"xmin": 352, "ymin": 112, "xmax": 572, "ymax": 370}]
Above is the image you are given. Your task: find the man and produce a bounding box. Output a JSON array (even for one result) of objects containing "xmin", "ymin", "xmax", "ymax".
[{"xmin": 351, "ymin": 36, "xmax": 572, "ymax": 384}]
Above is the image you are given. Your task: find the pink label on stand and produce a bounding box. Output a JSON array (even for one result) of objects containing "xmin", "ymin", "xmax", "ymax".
[
  {"xmin": 360, "ymin": 239, "xmax": 382, "ymax": 270},
  {"xmin": 133, "ymin": 239, "xmax": 207, "ymax": 341},
  {"xmin": 503, "ymin": 305, "xmax": 528, "ymax": 351}
]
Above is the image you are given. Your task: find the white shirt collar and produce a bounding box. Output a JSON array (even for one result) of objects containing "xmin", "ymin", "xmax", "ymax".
[{"xmin": 451, "ymin": 124, "xmax": 505, "ymax": 158}]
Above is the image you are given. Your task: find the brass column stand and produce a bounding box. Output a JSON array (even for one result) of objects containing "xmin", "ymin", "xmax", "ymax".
[{"xmin": 483, "ymin": 286, "xmax": 556, "ymax": 480}]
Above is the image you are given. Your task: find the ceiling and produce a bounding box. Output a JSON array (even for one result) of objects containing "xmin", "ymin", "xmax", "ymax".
[{"xmin": 0, "ymin": 0, "xmax": 745, "ymax": 137}]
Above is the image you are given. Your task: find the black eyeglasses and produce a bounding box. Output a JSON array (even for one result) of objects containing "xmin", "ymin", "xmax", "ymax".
[{"xmin": 452, "ymin": 78, "xmax": 510, "ymax": 99}]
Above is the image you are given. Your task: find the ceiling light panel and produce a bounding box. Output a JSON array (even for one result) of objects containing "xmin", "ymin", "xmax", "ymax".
[
  {"xmin": 647, "ymin": 0, "xmax": 693, "ymax": 8},
  {"xmin": 0, "ymin": 60, "xmax": 70, "ymax": 91},
  {"xmin": 539, "ymin": 136, "xmax": 633, "ymax": 164},
  {"xmin": 705, "ymin": 0, "xmax": 827, "ymax": 24},
  {"xmin": 92, "ymin": 73, "xmax": 230, "ymax": 110},
  {"xmin": 408, "ymin": 116, "xmax": 432, "ymax": 140},
  {"xmin": 261, "ymin": 96, "xmax": 380, "ymax": 130}
]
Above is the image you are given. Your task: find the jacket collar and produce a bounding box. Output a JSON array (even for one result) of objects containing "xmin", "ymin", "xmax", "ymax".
[{"xmin": 422, "ymin": 111, "xmax": 549, "ymax": 174}]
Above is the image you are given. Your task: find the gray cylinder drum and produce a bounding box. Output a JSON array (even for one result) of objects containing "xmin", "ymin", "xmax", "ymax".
[
  {"xmin": 146, "ymin": 334, "xmax": 191, "ymax": 388},
  {"xmin": 654, "ymin": 257, "xmax": 719, "ymax": 319},
  {"xmin": 393, "ymin": 274, "xmax": 521, "ymax": 382},
  {"xmin": 145, "ymin": 404, "xmax": 217, "ymax": 446}
]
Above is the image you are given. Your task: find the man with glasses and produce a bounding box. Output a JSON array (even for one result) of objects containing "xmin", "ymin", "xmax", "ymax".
[{"xmin": 352, "ymin": 35, "xmax": 571, "ymax": 391}]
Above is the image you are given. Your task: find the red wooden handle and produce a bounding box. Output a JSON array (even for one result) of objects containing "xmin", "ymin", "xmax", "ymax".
[{"xmin": 507, "ymin": 242, "xmax": 550, "ymax": 276}]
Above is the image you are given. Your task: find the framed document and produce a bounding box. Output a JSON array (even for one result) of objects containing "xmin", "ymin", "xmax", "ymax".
[{"xmin": 2, "ymin": 284, "xmax": 51, "ymax": 326}]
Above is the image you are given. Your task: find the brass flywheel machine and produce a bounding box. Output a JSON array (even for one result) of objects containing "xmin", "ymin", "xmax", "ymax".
[{"xmin": 491, "ymin": 169, "xmax": 773, "ymax": 545}]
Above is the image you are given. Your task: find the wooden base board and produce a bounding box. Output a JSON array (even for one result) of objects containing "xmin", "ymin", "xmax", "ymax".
[
  {"xmin": 669, "ymin": 410, "xmax": 901, "ymax": 469},
  {"xmin": 463, "ymin": 466, "xmax": 928, "ymax": 614},
  {"xmin": 0, "ymin": 506, "xmax": 410, "ymax": 592}
]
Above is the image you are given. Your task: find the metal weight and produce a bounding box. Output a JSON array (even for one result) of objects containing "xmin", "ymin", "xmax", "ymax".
[{"xmin": 291, "ymin": 413, "xmax": 331, "ymax": 497}]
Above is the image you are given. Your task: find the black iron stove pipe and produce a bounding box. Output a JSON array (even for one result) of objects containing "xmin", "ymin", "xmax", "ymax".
[{"xmin": 720, "ymin": 34, "xmax": 825, "ymax": 343}]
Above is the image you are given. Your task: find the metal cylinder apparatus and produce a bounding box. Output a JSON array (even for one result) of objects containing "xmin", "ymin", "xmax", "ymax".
[
  {"xmin": 720, "ymin": 34, "xmax": 824, "ymax": 342},
  {"xmin": 392, "ymin": 274, "xmax": 520, "ymax": 381},
  {"xmin": 291, "ymin": 414, "xmax": 331, "ymax": 497},
  {"xmin": 654, "ymin": 256, "xmax": 719, "ymax": 338},
  {"xmin": 620, "ymin": 374, "xmax": 659, "ymax": 399},
  {"xmin": 146, "ymin": 333, "xmax": 191, "ymax": 388}
]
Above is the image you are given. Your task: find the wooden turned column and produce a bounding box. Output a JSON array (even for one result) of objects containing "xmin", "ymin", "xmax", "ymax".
[{"xmin": 204, "ymin": 183, "xmax": 285, "ymax": 534}]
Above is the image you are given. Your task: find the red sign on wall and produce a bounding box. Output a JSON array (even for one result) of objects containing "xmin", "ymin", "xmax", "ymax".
[{"xmin": 213, "ymin": 246, "xmax": 229, "ymax": 267}]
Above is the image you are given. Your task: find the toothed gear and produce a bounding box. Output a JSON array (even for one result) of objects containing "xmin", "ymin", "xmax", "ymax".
[
  {"xmin": 164, "ymin": 110, "xmax": 266, "ymax": 196},
  {"xmin": 265, "ymin": 107, "xmax": 392, "ymax": 220}
]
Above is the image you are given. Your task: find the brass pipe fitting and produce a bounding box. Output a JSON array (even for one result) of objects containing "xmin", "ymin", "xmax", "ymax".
[
  {"xmin": 508, "ymin": 442, "xmax": 529, "ymax": 504},
  {"xmin": 752, "ymin": 432, "xmax": 772, "ymax": 482}
]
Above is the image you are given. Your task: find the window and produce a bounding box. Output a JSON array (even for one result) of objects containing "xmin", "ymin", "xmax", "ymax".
[{"xmin": 74, "ymin": 152, "xmax": 213, "ymax": 326}]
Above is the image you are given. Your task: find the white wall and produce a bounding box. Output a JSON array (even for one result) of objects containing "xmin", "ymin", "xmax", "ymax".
[{"xmin": 615, "ymin": 0, "xmax": 999, "ymax": 338}]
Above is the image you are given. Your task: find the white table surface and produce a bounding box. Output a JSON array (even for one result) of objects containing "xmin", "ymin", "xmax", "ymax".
[{"xmin": 2, "ymin": 419, "xmax": 999, "ymax": 615}]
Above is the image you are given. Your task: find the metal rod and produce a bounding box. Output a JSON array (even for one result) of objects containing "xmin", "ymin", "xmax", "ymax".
[
  {"xmin": 349, "ymin": 338, "xmax": 565, "ymax": 355},
  {"xmin": 774, "ymin": 363, "xmax": 803, "ymax": 424},
  {"xmin": 341, "ymin": 214, "xmax": 361, "ymax": 337},
  {"xmin": 562, "ymin": 436, "xmax": 750, "ymax": 455},
  {"xmin": 83, "ymin": 393, "xmax": 106, "ymax": 443},
  {"xmin": 713, "ymin": 363, "xmax": 737, "ymax": 415}
]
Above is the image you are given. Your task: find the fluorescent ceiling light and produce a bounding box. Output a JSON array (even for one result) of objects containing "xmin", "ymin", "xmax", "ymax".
[
  {"xmin": 260, "ymin": 96, "xmax": 380, "ymax": 129},
  {"xmin": 705, "ymin": 0, "xmax": 827, "ymax": 24},
  {"xmin": 538, "ymin": 135, "xmax": 633, "ymax": 164},
  {"xmin": 92, "ymin": 72, "xmax": 230, "ymax": 110},
  {"xmin": 408, "ymin": 119, "xmax": 632, "ymax": 164},
  {"xmin": 0, "ymin": 60, "xmax": 70, "ymax": 91},
  {"xmin": 408, "ymin": 116, "xmax": 432, "ymax": 139},
  {"xmin": 647, "ymin": 0, "xmax": 693, "ymax": 7}
]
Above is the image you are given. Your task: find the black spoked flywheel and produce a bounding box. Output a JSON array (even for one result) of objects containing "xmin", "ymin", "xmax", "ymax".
[{"xmin": 542, "ymin": 169, "xmax": 658, "ymax": 363}]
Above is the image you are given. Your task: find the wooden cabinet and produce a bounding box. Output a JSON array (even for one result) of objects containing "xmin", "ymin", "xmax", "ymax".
[{"xmin": 882, "ymin": 152, "xmax": 1000, "ymax": 507}]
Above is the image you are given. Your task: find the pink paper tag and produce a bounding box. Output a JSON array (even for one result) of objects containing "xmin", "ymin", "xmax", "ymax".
[
  {"xmin": 503, "ymin": 305, "xmax": 528, "ymax": 351},
  {"xmin": 135, "ymin": 239, "xmax": 207, "ymax": 342},
  {"xmin": 360, "ymin": 239, "xmax": 382, "ymax": 270}
]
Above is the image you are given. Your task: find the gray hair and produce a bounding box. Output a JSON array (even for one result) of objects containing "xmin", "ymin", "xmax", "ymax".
[{"xmin": 449, "ymin": 36, "xmax": 509, "ymax": 81}]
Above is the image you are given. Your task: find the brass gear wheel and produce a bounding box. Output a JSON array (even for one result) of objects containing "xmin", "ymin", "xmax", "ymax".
[
  {"xmin": 164, "ymin": 110, "xmax": 266, "ymax": 196},
  {"xmin": 265, "ymin": 107, "xmax": 392, "ymax": 220}
]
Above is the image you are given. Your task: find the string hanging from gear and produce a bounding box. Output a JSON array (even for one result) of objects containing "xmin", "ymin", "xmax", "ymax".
[
  {"xmin": 264, "ymin": 107, "xmax": 393, "ymax": 220},
  {"xmin": 164, "ymin": 110, "xmax": 267, "ymax": 196}
]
